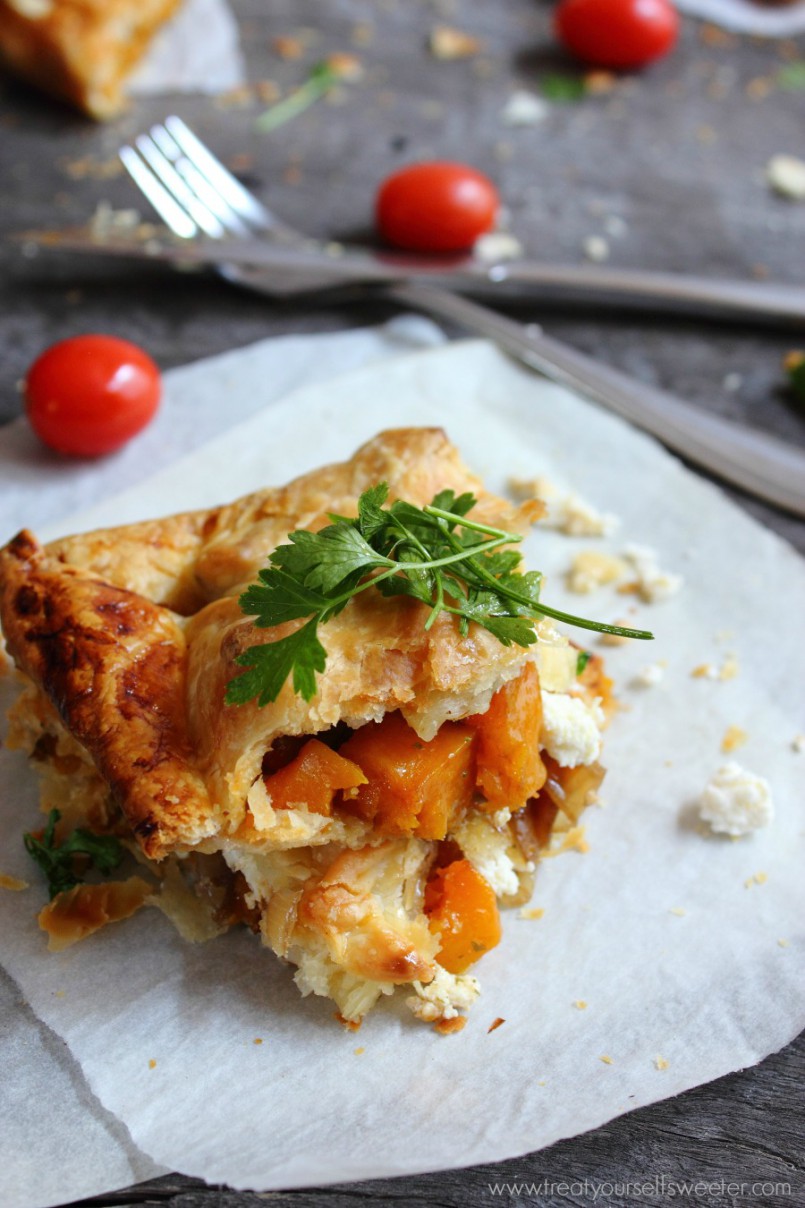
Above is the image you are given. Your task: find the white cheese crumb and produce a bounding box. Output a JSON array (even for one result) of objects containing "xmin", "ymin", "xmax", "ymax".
[
  {"xmin": 632, "ymin": 662, "xmax": 665, "ymax": 688},
  {"xmin": 407, "ymin": 967, "xmax": 480, "ymax": 1022},
  {"xmin": 508, "ymin": 476, "xmax": 618, "ymax": 536},
  {"xmin": 792, "ymin": 734, "xmax": 805, "ymax": 754},
  {"xmin": 492, "ymin": 808, "xmax": 512, "ymax": 827},
  {"xmin": 583, "ymin": 235, "xmax": 610, "ymax": 262},
  {"xmin": 767, "ymin": 154, "xmax": 805, "ymax": 201},
  {"xmin": 622, "ymin": 544, "xmax": 683, "ymax": 603},
  {"xmin": 474, "ymin": 231, "xmax": 525, "ymax": 263},
  {"xmin": 540, "ymin": 691, "xmax": 604, "ymax": 768},
  {"xmin": 697, "ymin": 762, "xmax": 774, "ymax": 837},
  {"xmin": 500, "ymin": 89, "xmax": 549, "ymax": 126}
]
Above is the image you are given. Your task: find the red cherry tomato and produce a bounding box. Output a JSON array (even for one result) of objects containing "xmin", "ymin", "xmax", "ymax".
[
  {"xmin": 376, "ymin": 162, "xmax": 499, "ymax": 253},
  {"xmin": 555, "ymin": 0, "xmax": 679, "ymax": 71},
  {"xmin": 24, "ymin": 335, "xmax": 161, "ymax": 457}
]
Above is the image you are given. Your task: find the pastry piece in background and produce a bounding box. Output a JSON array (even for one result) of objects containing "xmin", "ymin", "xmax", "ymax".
[{"xmin": 0, "ymin": 0, "xmax": 183, "ymax": 118}]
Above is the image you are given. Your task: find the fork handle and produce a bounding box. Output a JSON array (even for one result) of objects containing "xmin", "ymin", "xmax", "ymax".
[{"xmin": 387, "ymin": 282, "xmax": 805, "ymax": 518}]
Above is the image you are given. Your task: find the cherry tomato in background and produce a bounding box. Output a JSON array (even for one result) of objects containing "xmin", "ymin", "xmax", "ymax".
[
  {"xmin": 24, "ymin": 334, "xmax": 161, "ymax": 457},
  {"xmin": 555, "ymin": 0, "xmax": 679, "ymax": 71},
  {"xmin": 375, "ymin": 162, "xmax": 500, "ymax": 253}
]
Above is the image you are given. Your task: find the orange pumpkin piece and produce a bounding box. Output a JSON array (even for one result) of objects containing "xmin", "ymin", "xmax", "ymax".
[
  {"xmin": 263, "ymin": 738, "xmax": 367, "ymax": 816},
  {"xmin": 339, "ymin": 711, "xmax": 476, "ymax": 839},
  {"xmin": 468, "ymin": 662, "xmax": 546, "ymax": 811},
  {"xmin": 424, "ymin": 859, "xmax": 501, "ymax": 973}
]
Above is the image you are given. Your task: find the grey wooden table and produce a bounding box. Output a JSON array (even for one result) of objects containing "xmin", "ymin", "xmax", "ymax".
[{"xmin": 1, "ymin": 1, "xmax": 803, "ymax": 1205}]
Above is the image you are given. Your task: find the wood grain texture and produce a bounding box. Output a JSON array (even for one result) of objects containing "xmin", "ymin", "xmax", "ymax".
[{"xmin": 1, "ymin": 0, "xmax": 803, "ymax": 1204}]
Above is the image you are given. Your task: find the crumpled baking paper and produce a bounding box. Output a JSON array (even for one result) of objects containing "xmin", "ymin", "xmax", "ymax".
[
  {"xmin": 128, "ymin": 0, "xmax": 244, "ymax": 97},
  {"xmin": 675, "ymin": 0, "xmax": 805, "ymax": 36},
  {"xmin": 1, "ymin": 338, "xmax": 803, "ymax": 1202}
]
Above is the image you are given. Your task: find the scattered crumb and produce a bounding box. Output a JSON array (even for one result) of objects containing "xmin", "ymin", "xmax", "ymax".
[
  {"xmin": 784, "ymin": 350, "xmax": 804, "ymax": 374},
  {"xmin": 699, "ymin": 23, "xmax": 737, "ymax": 48},
  {"xmin": 721, "ymin": 725, "xmax": 748, "ymax": 753},
  {"xmin": 519, "ymin": 906, "xmax": 545, "ymax": 920},
  {"xmin": 435, "ymin": 1016, "xmax": 467, "ymax": 1035},
  {"xmin": 253, "ymin": 1038, "xmax": 263, "ymax": 1045},
  {"xmin": 583, "ymin": 235, "xmax": 610, "ymax": 263},
  {"xmin": 567, "ymin": 550, "xmax": 627, "ymax": 594},
  {"xmin": 599, "ymin": 1054, "xmax": 614, "ymax": 1065},
  {"xmin": 767, "ymin": 154, "xmax": 805, "ymax": 200},
  {"xmin": 429, "ymin": 24, "xmax": 482, "ymax": 59},
  {"xmin": 474, "ymin": 232, "xmax": 524, "ymax": 263},
  {"xmin": 778, "ymin": 938, "xmax": 789, "ymax": 948},
  {"xmin": 654, "ymin": 1055, "xmax": 669, "ymax": 1071},
  {"xmin": 327, "ymin": 52, "xmax": 364, "ymax": 82},
  {"xmin": 538, "ymin": 1079, "xmax": 547, "ymax": 1086},
  {"xmin": 573, "ymin": 1000, "xmax": 588, "ymax": 1010},
  {"xmin": 723, "ymin": 372, "xmax": 743, "ymax": 392},
  {"xmin": 696, "ymin": 124, "xmax": 717, "ymax": 145},
  {"xmin": 488, "ymin": 1017, "xmax": 506, "ymax": 1033},
  {"xmin": 351, "ymin": 22, "xmax": 374, "ymax": 47},
  {"xmin": 747, "ymin": 77, "xmax": 773, "ymax": 102},
  {"xmin": 0, "ymin": 874, "xmax": 29, "ymax": 891},
  {"xmin": 354, "ymin": 1046, "xmax": 365, "ymax": 1055},
  {"xmin": 632, "ymin": 662, "xmax": 665, "ymax": 688},
  {"xmin": 500, "ymin": 89, "xmax": 549, "ymax": 126},
  {"xmin": 720, "ymin": 655, "xmax": 740, "ymax": 681},
  {"xmin": 584, "ymin": 70, "xmax": 616, "ymax": 95},
  {"xmin": 271, "ymin": 34, "xmax": 304, "ymax": 59},
  {"xmin": 620, "ymin": 545, "xmax": 683, "ymax": 603},
  {"xmin": 669, "ymin": 907, "xmax": 686, "ymax": 917},
  {"xmin": 691, "ymin": 663, "xmax": 717, "ymax": 679},
  {"xmin": 791, "ymin": 734, "xmax": 805, "ymax": 754},
  {"xmin": 698, "ymin": 763, "xmax": 774, "ymax": 837},
  {"xmin": 254, "ymin": 80, "xmax": 280, "ymax": 104},
  {"xmin": 148, "ymin": 1059, "xmax": 157, "ymax": 1070},
  {"xmin": 603, "ymin": 214, "xmax": 628, "ymax": 238},
  {"xmin": 54, "ymin": 990, "xmax": 65, "ymax": 998},
  {"xmin": 509, "ymin": 476, "xmax": 618, "ymax": 537}
]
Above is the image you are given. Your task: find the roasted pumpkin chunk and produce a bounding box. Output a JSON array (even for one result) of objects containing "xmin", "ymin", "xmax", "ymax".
[
  {"xmin": 339, "ymin": 711, "xmax": 476, "ymax": 839},
  {"xmin": 263, "ymin": 738, "xmax": 367, "ymax": 816},
  {"xmin": 468, "ymin": 662, "xmax": 546, "ymax": 811},
  {"xmin": 424, "ymin": 858, "xmax": 501, "ymax": 973}
]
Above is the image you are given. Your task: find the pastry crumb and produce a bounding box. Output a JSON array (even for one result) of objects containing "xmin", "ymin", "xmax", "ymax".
[
  {"xmin": 599, "ymin": 1054, "xmax": 614, "ymax": 1065},
  {"xmin": 429, "ymin": 25, "xmax": 482, "ymax": 59},
  {"xmin": 487, "ymin": 1017, "xmax": 506, "ymax": 1033},
  {"xmin": 0, "ymin": 874, "xmax": 29, "ymax": 891},
  {"xmin": 654, "ymin": 1055, "xmax": 669, "ymax": 1071},
  {"xmin": 253, "ymin": 1038, "xmax": 263, "ymax": 1045},
  {"xmin": 335, "ymin": 1013, "xmax": 362, "ymax": 1032},
  {"xmin": 632, "ymin": 662, "xmax": 665, "ymax": 688},
  {"xmin": 721, "ymin": 725, "xmax": 748, "ymax": 753},
  {"xmin": 567, "ymin": 550, "xmax": 627, "ymax": 594},
  {"xmin": 148, "ymin": 1059, "xmax": 157, "ymax": 1070},
  {"xmin": 435, "ymin": 1016, "xmax": 467, "ymax": 1035},
  {"xmin": 669, "ymin": 907, "xmax": 686, "ymax": 917},
  {"xmin": 619, "ymin": 545, "xmax": 683, "ymax": 603},
  {"xmin": 519, "ymin": 906, "xmax": 545, "ymax": 920},
  {"xmin": 791, "ymin": 734, "xmax": 805, "ymax": 754},
  {"xmin": 354, "ymin": 1046, "xmax": 365, "ymax": 1055},
  {"xmin": 778, "ymin": 938, "xmax": 789, "ymax": 948},
  {"xmin": 572, "ymin": 1000, "xmax": 588, "ymax": 1010}
]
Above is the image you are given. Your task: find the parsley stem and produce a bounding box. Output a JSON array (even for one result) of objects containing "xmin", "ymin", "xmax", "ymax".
[{"xmin": 423, "ymin": 505, "xmax": 522, "ymax": 542}]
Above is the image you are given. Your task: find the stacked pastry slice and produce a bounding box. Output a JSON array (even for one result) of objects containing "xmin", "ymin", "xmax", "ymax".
[{"xmin": 0, "ymin": 429, "xmax": 611, "ymax": 1030}]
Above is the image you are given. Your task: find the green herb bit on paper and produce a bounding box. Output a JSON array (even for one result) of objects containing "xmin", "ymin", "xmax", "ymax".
[
  {"xmin": 256, "ymin": 59, "xmax": 357, "ymax": 133},
  {"xmin": 24, "ymin": 809, "xmax": 124, "ymax": 900},
  {"xmin": 541, "ymin": 74, "xmax": 587, "ymax": 103},
  {"xmin": 226, "ymin": 483, "xmax": 653, "ymax": 708}
]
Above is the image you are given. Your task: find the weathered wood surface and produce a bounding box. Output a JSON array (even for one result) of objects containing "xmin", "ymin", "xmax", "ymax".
[{"xmin": 1, "ymin": 0, "xmax": 803, "ymax": 1204}]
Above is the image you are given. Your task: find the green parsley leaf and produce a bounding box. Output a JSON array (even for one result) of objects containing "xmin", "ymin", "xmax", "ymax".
[
  {"xmin": 226, "ymin": 617, "xmax": 326, "ymax": 705},
  {"xmin": 24, "ymin": 809, "xmax": 124, "ymax": 900},
  {"xmin": 576, "ymin": 650, "xmax": 592, "ymax": 675},
  {"xmin": 228, "ymin": 483, "xmax": 654, "ymax": 706}
]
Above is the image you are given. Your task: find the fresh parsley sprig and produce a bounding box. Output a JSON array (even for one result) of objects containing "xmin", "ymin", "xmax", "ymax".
[
  {"xmin": 226, "ymin": 483, "xmax": 653, "ymax": 707},
  {"xmin": 24, "ymin": 809, "xmax": 124, "ymax": 900}
]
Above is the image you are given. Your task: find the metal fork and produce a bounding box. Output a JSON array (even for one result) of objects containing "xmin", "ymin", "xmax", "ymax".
[{"xmin": 120, "ymin": 117, "xmax": 805, "ymax": 517}]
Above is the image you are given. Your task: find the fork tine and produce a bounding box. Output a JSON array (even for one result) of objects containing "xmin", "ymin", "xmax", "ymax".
[
  {"xmin": 169, "ymin": 157, "xmax": 253, "ymax": 237},
  {"xmin": 119, "ymin": 146, "xmax": 198, "ymax": 239},
  {"xmin": 164, "ymin": 115, "xmax": 274, "ymax": 230},
  {"xmin": 134, "ymin": 135, "xmax": 226, "ymax": 240}
]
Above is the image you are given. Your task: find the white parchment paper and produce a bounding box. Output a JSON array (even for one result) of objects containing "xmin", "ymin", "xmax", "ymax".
[
  {"xmin": 1, "ymin": 339, "xmax": 803, "ymax": 1198},
  {"xmin": 127, "ymin": 0, "xmax": 244, "ymax": 96}
]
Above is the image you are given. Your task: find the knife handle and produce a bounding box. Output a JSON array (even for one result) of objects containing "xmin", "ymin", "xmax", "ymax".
[{"xmin": 387, "ymin": 282, "xmax": 805, "ymax": 518}]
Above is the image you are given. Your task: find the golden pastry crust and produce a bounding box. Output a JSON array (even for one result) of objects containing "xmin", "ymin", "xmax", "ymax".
[
  {"xmin": 0, "ymin": 430, "xmax": 537, "ymax": 858},
  {"xmin": 0, "ymin": 0, "xmax": 183, "ymax": 119}
]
